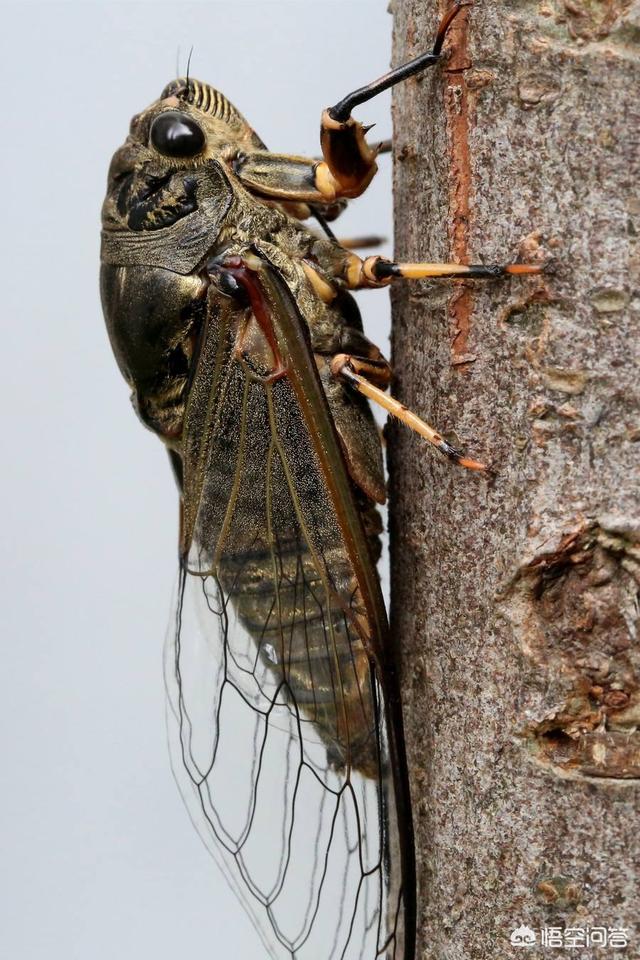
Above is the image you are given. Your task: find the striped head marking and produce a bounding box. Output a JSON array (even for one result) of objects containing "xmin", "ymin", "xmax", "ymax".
[
  {"xmin": 160, "ymin": 78, "xmax": 266, "ymax": 149},
  {"xmin": 162, "ymin": 78, "xmax": 243, "ymax": 125}
]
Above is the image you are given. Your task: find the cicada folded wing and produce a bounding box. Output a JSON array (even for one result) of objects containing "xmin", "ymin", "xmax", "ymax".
[{"xmin": 164, "ymin": 259, "xmax": 413, "ymax": 959}]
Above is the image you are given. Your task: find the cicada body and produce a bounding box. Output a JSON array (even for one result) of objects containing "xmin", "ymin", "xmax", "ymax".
[
  {"xmin": 101, "ymin": 7, "xmax": 544, "ymax": 957},
  {"xmin": 101, "ymin": 77, "xmax": 414, "ymax": 960}
]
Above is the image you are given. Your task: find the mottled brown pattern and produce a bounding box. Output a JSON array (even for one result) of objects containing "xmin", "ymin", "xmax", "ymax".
[{"xmin": 390, "ymin": 1, "xmax": 640, "ymax": 957}]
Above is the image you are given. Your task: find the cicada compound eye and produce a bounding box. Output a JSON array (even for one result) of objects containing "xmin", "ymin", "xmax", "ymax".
[{"xmin": 150, "ymin": 111, "xmax": 205, "ymax": 158}]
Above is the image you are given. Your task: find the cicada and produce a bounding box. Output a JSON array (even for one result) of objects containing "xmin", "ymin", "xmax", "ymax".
[{"xmin": 100, "ymin": 5, "xmax": 541, "ymax": 957}]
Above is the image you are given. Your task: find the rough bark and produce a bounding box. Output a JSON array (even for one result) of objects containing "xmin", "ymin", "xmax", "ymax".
[{"xmin": 388, "ymin": 2, "xmax": 640, "ymax": 957}]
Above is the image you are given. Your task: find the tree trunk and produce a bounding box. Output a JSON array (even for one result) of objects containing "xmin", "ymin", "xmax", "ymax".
[{"xmin": 388, "ymin": 2, "xmax": 640, "ymax": 957}]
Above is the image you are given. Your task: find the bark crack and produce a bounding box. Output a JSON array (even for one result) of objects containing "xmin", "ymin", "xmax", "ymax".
[{"xmin": 443, "ymin": 5, "xmax": 474, "ymax": 366}]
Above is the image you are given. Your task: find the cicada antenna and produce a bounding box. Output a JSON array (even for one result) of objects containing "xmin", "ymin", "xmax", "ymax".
[{"xmin": 185, "ymin": 45, "xmax": 194, "ymax": 86}]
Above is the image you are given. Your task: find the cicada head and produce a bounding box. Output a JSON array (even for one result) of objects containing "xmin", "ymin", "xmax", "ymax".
[{"xmin": 102, "ymin": 77, "xmax": 263, "ymax": 232}]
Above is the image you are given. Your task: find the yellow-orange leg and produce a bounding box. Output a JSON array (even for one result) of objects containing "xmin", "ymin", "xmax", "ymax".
[
  {"xmin": 331, "ymin": 354, "xmax": 392, "ymax": 390},
  {"xmin": 330, "ymin": 354, "xmax": 486, "ymax": 472},
  {"xmin": 344, "ymin": 255, "xmax": 544, "ymax": 289}
]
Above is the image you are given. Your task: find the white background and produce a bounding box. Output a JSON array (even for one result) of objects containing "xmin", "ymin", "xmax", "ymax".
[{"xmin": 0, "ymin": 2, "xmax": 404, "ymax": 957}]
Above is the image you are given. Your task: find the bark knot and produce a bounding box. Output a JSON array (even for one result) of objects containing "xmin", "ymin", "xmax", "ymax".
[{"xmin": 500, "ymin": 517, "xmax": 640, "ymax": 780}]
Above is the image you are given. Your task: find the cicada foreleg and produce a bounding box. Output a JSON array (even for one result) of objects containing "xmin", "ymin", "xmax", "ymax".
[
  {"xmin": 233, "ymin": 3, "xmax": 466, "ymax": 206},
  {"xmin": 330, "ymin": 352, "xmax": 486, "ymax": 472},
  {"xmin": 318, "ymin": 1, "xmax": 467, "ymax": 200}
]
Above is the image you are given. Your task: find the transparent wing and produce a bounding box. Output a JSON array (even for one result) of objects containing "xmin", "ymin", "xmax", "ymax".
[{"xmin": 165, "ymin": 260, "xmax": 411, "ymax": 959}]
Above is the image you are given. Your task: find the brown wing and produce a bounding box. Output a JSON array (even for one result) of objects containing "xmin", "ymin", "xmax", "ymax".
[{"xmin": 165, "ymin": 253, "xmax": 415, "ymax": 959}]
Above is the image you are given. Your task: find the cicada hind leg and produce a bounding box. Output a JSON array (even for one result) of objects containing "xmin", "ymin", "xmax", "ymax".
[{"xmin": 330, "ymin": 353, "xmax": 487, "ymax": 473}]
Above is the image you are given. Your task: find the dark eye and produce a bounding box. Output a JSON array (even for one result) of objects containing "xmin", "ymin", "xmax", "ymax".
[{"xmin": 150, "ymin": 111, "xmax": 205, "ymax": 158}]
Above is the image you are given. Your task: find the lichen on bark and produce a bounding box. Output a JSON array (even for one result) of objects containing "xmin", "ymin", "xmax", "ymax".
[{"xmin": 388, "ymin": 1, "xmax": 640, "ymax": 956}]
